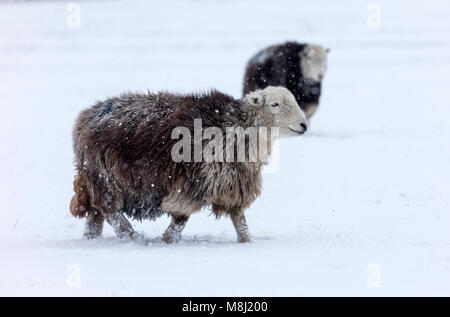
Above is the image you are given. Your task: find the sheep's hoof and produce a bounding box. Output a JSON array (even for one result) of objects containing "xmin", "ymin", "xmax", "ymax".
[
  {"xmin": 84, "ymin": 212, "xmax": 104, "ymax": 239},
  {"xmin": 83, "ymin": 231, "xmax": 102, "ymax": 240},
  {"xmin": 162, "ymin": 232, "xmax": 182, "ymax": 244},
  {"xmin": 116, "ymin": 230, "xmax": 135, "ymax": 241},
  {"xmin": 237, "ymin": 235, "xmax": 250, "ymax": 243}
]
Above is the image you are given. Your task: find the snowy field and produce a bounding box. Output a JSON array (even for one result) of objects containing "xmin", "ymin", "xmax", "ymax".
[{"xmin": 0, "ymin": 0, "xmax": 449, "ymax": 296}]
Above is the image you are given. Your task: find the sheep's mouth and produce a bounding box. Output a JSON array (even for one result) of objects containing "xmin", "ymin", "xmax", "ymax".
[{"xmin": 289, "ymin": 127, "xmax": 305, "ymax": 135}]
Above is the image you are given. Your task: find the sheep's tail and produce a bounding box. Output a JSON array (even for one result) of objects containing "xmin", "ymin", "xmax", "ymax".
[{"xmin": 70, "ymin": 174, "xmax": 90, "ymax": 218}]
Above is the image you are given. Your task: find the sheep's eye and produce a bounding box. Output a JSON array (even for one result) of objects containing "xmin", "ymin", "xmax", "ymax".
[{"xmin": 271, "ymin": 102, "xmax": 279, "ymax": 107}]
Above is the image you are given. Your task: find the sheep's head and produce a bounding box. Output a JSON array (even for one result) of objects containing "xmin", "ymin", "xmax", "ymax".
[
  {"xmin": 298, "ymin": 44, "xmax": 328, "ymax": 118},
  {"xmin": 300, "ymin": 44, "xmax": 328, "ymax": 82},
  {"xmin": 243, "ymin": 86, "xmax": 308, "ymax": 137}
]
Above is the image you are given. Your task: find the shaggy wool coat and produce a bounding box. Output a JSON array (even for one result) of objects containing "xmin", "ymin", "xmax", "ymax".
[{"xmin": 70, "ymin": 91, "xmax": 266, "ymax": 221}]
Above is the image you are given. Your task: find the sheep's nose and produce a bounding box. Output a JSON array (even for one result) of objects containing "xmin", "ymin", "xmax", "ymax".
[{"xmin": 300, "ymin": 122, "xmax": 308, "ymax": 132}]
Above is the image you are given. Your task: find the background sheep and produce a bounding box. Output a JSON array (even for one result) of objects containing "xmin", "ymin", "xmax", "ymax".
[
  {"xmin": 70, "ymin": 86, "xmax": 308, "ymax": 243},
  {"xmin": 243, "ymin": 42, "xmax": 328, "ymax": 119}
]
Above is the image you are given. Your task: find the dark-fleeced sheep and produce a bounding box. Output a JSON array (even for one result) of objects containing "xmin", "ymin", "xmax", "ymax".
[
  {"xmin": 243, "ymin": 42, "xmax": 328, "ymax": 119},
  {"xmin": 70, "ymin": 86, "xmax": 308, "ymax": 243}
]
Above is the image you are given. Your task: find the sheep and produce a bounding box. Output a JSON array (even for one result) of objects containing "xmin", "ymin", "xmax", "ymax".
[
  {"xmin": 243, "ymin": 42, "xmax": 328, "ymax": 119},
  {"xmin": 70, "ymin": 86, "xmax": 308, "ymax": 243}
]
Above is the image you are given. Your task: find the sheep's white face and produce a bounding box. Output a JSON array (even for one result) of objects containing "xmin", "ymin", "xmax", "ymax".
[
  {"xmin": 243, "ymin": 86, "xmax": 308, "ymax": 137},
  {"xmin": 300, "ymin": 44, "xmax": 328, "ymax": 82}
]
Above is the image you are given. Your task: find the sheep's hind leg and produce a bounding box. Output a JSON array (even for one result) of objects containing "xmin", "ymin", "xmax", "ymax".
[
  {"xmin": 103, "ymin": 211, "xmax": 135, "ymax": 240},
  {"xmin": 162, "ymin": 214, "xmax": 189, "ymax": 244},
  {"xmin": 231, "ymin": 213, "xmax": 250, "ymax": 243},
  {"xmin": 84, "ymin": 211, "xmax": 104, "ymax": 239}
]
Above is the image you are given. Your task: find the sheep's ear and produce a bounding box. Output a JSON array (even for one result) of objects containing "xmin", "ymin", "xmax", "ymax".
[{"xmin": 244, "ymin": 91, "xmax": 265, "ymax": 107}]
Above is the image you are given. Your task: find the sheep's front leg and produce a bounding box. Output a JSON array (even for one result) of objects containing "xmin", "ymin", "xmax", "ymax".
[
  {"xmin": 162, "ymin": 214, "xmax": 189, "ymax": 244},
  {"xmin": 84, "ymin": 211, "xmax": 104, "ymax": 239},
  {"xmin": 103, "ymin": 211, "xmax": 135, "ymax": 240},
  {"xmin": 231, "ymin": 213, "xmax": 250, "ymax": 243}
]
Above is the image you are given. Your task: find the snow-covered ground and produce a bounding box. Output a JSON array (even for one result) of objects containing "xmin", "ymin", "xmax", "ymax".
[{"xmin": 0, "ymin": 0, "xmax": 449, "ymax": 296}]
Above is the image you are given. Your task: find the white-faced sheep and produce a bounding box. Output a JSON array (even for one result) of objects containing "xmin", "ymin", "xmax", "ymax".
[{"xmin": 70, "ymin": 86, "xmax": 308, "ymax": 243}]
